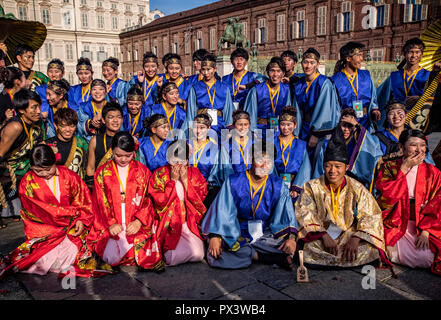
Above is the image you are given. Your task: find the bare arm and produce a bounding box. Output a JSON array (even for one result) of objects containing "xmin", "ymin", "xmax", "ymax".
[
  {"xmin": 0, "ymin": 122, "xmax": 23, "ymax": 158},
  {"xmin": 86, "ymin": 136, "xmax": 96, "ymax": 176}
]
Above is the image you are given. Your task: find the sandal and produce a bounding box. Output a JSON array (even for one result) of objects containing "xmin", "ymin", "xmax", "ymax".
[
  {"xmin": 0, "ymin": 219, "xmax": 6, "ymax": 229},
  {"xmin": 12, "ymin": 216, "xmax": 20, "ymax": 222},
  {"xmin": 257, "ymin": 252, "xmax": 295, "ymax": 271}
]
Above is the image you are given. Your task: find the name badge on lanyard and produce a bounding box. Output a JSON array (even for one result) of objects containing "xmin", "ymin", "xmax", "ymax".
[
  {"xmin": 207, "ymin": 109, "xmax": 218, "ymax": 126},
  {"xmin": 327, "ymin": 222, "xmax": 343, "ymax": 240},
  {"xmin": 270, "ymin": 117, "xmax": 279, "ymax": 131},
  {"xmin": 233, "ymin": 101, "xmax": 240, "ymax": 110},
  {"xmin": 352, "ymin": 100, "xmax": 364, "ymax": 119},
  {"xmin": 280, "ymin": 173, "xmax": 291, "ymax": 188},
  {"xmin": 248, "ymin": 220, "xmax": 264, "ymax": 244}
]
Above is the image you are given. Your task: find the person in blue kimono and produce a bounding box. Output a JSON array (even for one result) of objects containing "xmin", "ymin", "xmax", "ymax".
[
  {"xmin": 281, "ymin": 50, "xmax": 302, "ymax": 81},
  {"xmin": 186, "ymin": 54, "xmax": 234, "ymax": 138},
  {"xmin": 188, "ymin": 113, "xmax": 224, "ymax": 208},
  {"xmin": 102, "ymin": 57, "xmax": 126, "ymax": 106},
  {"xmin": 331, "ymin": 42, "xmax": 381, "ymax": 131},
  {"xmin": 274, "ymin": 106, "xmax": 311, "ymax": 199},
  {"xmin": 139, "ymin": 114, "xmax": 171, "ymax": 172},
  {"xmin": 243, "ymin": 57, "xmax": 297, "ymax": 138},
  {"xmin": 45, "ymin": 79, "xmax": 78, "ymax": 138},
  {"xmin": 222, "ymin": 48, "xmax": 266, "ymax": 110},
  {"xmin": 187, "ymin": 49, "xmax": 209, "ymax": 85},
  {"xmin": 201, "ymin": 140, "xmax": 298, "ymax": 270},
  {"xmin": 312, "ymin": 108, "xmax": 382, "ymax": 192},
  {"xmin": 68, "ymin": 57, "xmax": 94, "ymax": 107},
  {"xmin": 122, "ymin": 85, "xmax": 150, "ymax": 138},
  {"xmin": 36, "ymin": 59, "xmax": 74, "ymax": 119},
  {"xmin": 157, "ymin": 54, "xmax": 191, "ymax": 108},
  {"xmin": 221, "ymin": 110, "xmax": 256, "ymax": 176},
  {"xmin": 377, "ymin": 38, "xmax": 430, "ymax": 128},
  {"xmin": 150, "ymin": 82, "xmax": 186, "ymax": 137},
  {"xmin": 294, "ymin": 48, "xmax": 340, "ymax": 151},
  {"xmin": 125, "ymin": 52, "xmax": 161, "ymax": 108},
  {"xmin": 77, "ymin": 79, "xmax": 108, "ymax": 142}
]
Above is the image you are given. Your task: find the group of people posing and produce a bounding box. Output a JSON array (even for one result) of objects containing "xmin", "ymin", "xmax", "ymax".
[{"xmin": 0, "ymin": 37, "xmax": 441, "ymax": 280}]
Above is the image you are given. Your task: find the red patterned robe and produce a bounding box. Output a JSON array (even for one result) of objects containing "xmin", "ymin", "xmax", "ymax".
[
  {"xmin": 90, "ymin": 159, "xmax": 154, "ymax": 269},
  {"xmin": 377, "ymin": 159, "xmax": 441, "ymax": 275},
  {"xmin": 143, "ymin": 165, "xmax": 207, "ymax": 270},
  {"xmin": 0, "ymin": 166, "xmax": 112, "ymax": 279}
]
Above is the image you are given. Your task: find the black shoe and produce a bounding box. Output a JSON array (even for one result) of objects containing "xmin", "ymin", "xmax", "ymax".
[{"xmin": 257, "ymin": 252, "xmax": 294, "ymax": 271}]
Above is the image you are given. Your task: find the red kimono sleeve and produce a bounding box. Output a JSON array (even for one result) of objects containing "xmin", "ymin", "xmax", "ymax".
[
  {"xmin": 67, "ymin": 169, "xmax": 95, "ymax": 228},
  {"xmin": 133, "ymin": 169, "xmax": 154, "ymax": 228},
  {"xmin": 92, "ymin": 165, "xmax": 118, "ymax": 231},
  {"xmin": 185, "ymin": 167, "xmax": 208, "ymax": 225}
]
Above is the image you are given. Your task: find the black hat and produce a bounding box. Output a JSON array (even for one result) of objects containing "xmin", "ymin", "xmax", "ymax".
[{"xmin": 324, "ymin": 126, "xmax": 349, "ymax": 165}]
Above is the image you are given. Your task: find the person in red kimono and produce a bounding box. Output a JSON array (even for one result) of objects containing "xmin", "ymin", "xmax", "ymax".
[
  {"xmin": 0, "ymin": 144, "xmax": 112, "ymax": 279},
  {"xmin": 91, "ymin": 131, "xmax": 153, "ymax": 270},
  {"xmin": 145, "ymin": 140, "xmax": 208, "ymax": 271},
  {"xmin": 377, "ymin": 129, "xmax": 441, "ymax": 275}
]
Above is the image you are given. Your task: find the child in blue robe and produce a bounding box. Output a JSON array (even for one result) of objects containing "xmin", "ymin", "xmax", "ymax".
[
  {"xmin": 68, "ymin": 58, "xmax": 94, "ymax": 107},
  {"xmin": 102, "ymin": 57, "xmax": 126, "ymax": 106}
]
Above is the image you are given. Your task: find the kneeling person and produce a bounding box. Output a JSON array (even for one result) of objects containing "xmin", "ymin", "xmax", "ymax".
[{"xmin": 202, "ymin": 140, "xmax": 298, "ymax": 270}]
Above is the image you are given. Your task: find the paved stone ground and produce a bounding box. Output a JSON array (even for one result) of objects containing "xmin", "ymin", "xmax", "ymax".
[
  {"xmin": 1, "ymin": 132, "xmax": 440, "ymax": 301},
  {"xmin": 1, "ymin": 219, "xmax": 441, "ymax": 301}
]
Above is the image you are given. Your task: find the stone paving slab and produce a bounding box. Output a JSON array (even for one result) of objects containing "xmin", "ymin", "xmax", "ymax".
[
  {"xmin": 384, "ymin": 269, "xmax": 441, "ymax": 300},
  {"xmin": 215, "ymin": 282, "xmax": 292, "ymax": 300}
]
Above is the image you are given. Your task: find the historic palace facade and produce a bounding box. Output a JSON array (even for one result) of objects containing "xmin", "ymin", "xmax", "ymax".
[{"xmin": 119, "ymin": 0, "xmax": 441, "ymax": 80}]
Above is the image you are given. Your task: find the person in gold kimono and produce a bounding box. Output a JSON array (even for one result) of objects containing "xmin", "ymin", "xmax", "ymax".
[{"xmin": 295, "ymin": 127, "xmax": 387, "ymax": 267}]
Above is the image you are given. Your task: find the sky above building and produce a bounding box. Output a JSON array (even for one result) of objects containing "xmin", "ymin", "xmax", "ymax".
[{"xmin": 150, "ymin": 0, "xmax": 220, "ymax": 15}]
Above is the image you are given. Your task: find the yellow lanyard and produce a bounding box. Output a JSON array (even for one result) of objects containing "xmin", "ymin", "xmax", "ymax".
[
  {"xmin": 403, "ymin": 67, "xmax": 422, "ymax": 97},
  {"xmin": 162, "ymin": 102, "xmax": 176, "ymax": 130},
  {"xmin": 198, "ymin": 74, "xmax": 203, "ymax": 81},
  {"xmin": 305, "ymin": 73, "xmax": 320, "ymax": 94},
  {"xmin": 52, "ymin": 100, "xmax": 68, "ymax": 116},
  {"xmin": 104, "ymin": 134, "xmax": 109, "ymax": 153},
  {"xmin": 129, "ymin": 112, "xmax": 141, "ymax": 136},
  {"xmin": 232, "ymin": 71, "xmax": 247, "ymax": 98},
  {"xmin": 50, "ymin": 175, "xmax": 57, "ymax": 197},
  {"xmin": 92, "ymin": 101, "xmax": 106, "ymax": 117},
  {"xmin": 111, "ymin": 161, "xmax": 130, "ymax": 197},
  {"xmin": 235, "ymin": 136, "xmax": 249, "ymax": 168},
  {"xmin": 279, "ymin": 135, "xmax": 295, "ymax": 170},
  {"xmin": 81, "ymin": 84, "xmax": 91, "ymax": 102},
  {"xmin": 343, "ymin": 69, "xmax": 359, "ymax": 99},
  {"xmin": 246, "ymin": 170, "xmax": 268, "ymax": 216},
  {"xmin": 192, "ymin": 139, "xmax": 210, "ymax": 168},
  {"xmin": 167, "ymin": 74, "xmax": 184, "ymax": 88},
  {"xmin": 20, "ymin": 117, "xmax": 34, "ymax": 149},
  {"xmin": 6, "ymin": 89, "xmax": 14, "ymax": 102},
  {"xmin": 386, "ymin": 129, "xmax": 400, "ymax": 141},
  {"xmin": 330, "ymin": 185, "xmax": 342, "ymax": 222},
  {"xmin": 150, "ymin": 137, "xmax": 163, "ymax": 156},
  {"xmin": 266, "ymin": 82, "xmax": 280, "ymax": 115},
  {"xmin": 205, "ymin": 81, "xmax": 216, "ymax": 108},
  {"xmin": 107, "ymin": 78, "xmax": 117, "ymax": 91},
  {"xmin": 143, "ymin": 75, "xmax": 158, "ymax": 101}
]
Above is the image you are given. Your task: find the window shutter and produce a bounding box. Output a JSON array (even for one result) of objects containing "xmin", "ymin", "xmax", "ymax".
[
  {"xmin": 350, "ymin": 11, "xmax": 354, "ymax": 31},
  {"xmin": 404, "ymin": 5, "xmax": 412, "ymax": 23},
  {"xmin": 293, "ymin": 21, "xmax": 299, "ymax": 39},
  {"xmin": 384, "ymin": 4, "xmax": 390, "ymax": 26},
  {"xmin": 304, "ymin": 19, "xmax": 308, "ymax": 38},
  {"xmin": 337, "ymin": 13, "xmax": 343, "ymax": 33},
  {"xmin": 421, "ymin": 4, "xmax": 427, "ymax": 20},
  {"xmin": 255, "ymin": 28, "xmax": 260, "ymax": 44}
]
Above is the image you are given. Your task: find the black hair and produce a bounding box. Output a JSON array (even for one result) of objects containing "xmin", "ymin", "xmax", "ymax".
[
  {"xmin": 102, "ymin": 101, "xmax": 123, "ymax": 119},
  {"xmin": 281, "ymin": 50, "xmax": 298, "ymax": 63},
  {"xmin": 157, "ymin": 82, "xmax": 178, "ymax": 103},
  {"xmin": 15, "ymin": 44, "xmax": 34, "ymax": 59},
  {"xmin": 143, "ymin": 51, "xmax": 158, "ymax": 65},
  {"xmin": 266, "ymin": 56, "xmax": 286, "ymax": 74},
  {"xmin": 232, "ymin": 109, "xmax": 250, "ymax": 125},
  {"xmin": 399, "ymin": 129, "xmax": 428, "ymax": 146},
  {"xmin": 230, "ymin": 48, "xmax": 249, "ymax": 62},
  {"xmin": 143, "ymin": 113, "xmax": 167, "ymax": 130},
  {"xmin": 334, "ymin": 42, "xmax": 365, "ymax": 74},
  {"xmin": 0, "ymin": 50, "xmax": 6, "ymax": 63},
  {"xmin": 167, "ymin": 139, "xmax": 190, "ymax": 161},
  {"xmin": 127, "ymin": 84, "xmax": 143, "ymax": 97},
  {"xmin": 48, "ymin": 58, "xmax": 65, "ymax": 72},
  {"xmin": 0, "ymin": 66, "xmax": 24, "ymax": 89},
  {"xmin": 193, "ymin": 49, "xmax": 209, "ymax": 62},
  {"xmin": 30, "ymin": 144, "xmax": 56, "ymax": 167},
  {"xmin": 162, "ymin": 53, "xmax": 173, "ymax": 66},
  {"xmin": 385, "ymin": 99, "xmax": 406, "ymax": 114},
  {"xmin": 341, "ymin": 108, "xmax": 357, "ymax": 119},
  {"xmin": 280, "ymin": 106, "xmax": 297, "ymax": 123},
  {"xmin": 193, "ymin": 113, "xmax": 212, "ymax": 127},
  {"xmin": 403, "ymin": 38, "xmax": 425, "ymax": 54},
  {"xmin": 303, "ymin": 47, "xmax": 320, "ymax": 60},
  {"xmin": 53, "ymin": 107, "xmax": 79, "ymax": 126},
  {"xmin": 48, "ymin": 79, "xmax": 71, "ymax": 100},
  {"xmin": 111, "ymin": 131, "xmax": 136, "ymax": 152},
  {"xmin": 103, "ymin": 57, "xmax": 120, "ymax": 69},
  {"xmin": 13, "ymin": 88, "xmax": 41, "ymax": 112},
  {"xmin": 201, "ymin": 53, "xmax": 217, "ymax": 64},
  {"xmin": 91, "ymin": 78, "xmax": 106, "ymax": 89},
  {"xmin": 165, "ymin": 53, "xmax": 182, "ymax": 66},
  {"xmin": 76, "ymin": 57, "xmax": 92, "ymax": 69}
]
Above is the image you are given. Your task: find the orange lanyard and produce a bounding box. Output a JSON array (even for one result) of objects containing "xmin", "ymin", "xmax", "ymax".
[
  {"xmin": 81, "ymin": 84, "xmax": 91, "ymax": 102},
  {"xmin": 143, "ymin": 75, "xmax": 158, "ymax": 101},
  {"xmin": 232, "ymin": 71, "xmax": 247, "ymax": 98},
  {"xmin": 92, "ymin": 101, "xmax": 106, "ymax": 117},
  {"xmin": 107, "ymin": 78, "xmax": 117, "ymax": 91},
  {"xmin": 266, "ymin": 82, "xmax": 280, "ymax": 115},
  {"xmin": 205, "ymin": 81, "xmax": 216, "ymax": 108},
  {"xmin": 129, "ymin": 112, "xmax": 141, "ymax": 136},
  {"xmin": 279, "ymin": 135, "xmax": 295, "ymax": 170},
  {"xmin": 330, "ymin": 185, "xmax": 342, "ymax": 221},
  {"xmin": 305, "ymin": 73, "xmax": 320, "ymax": 94},
  {"xmin": 192, "ymin": 139, "xmax": 210, "ymax": 168},
  {"xmin": 150, "ymin": 137, "xmax": 163, "ymax": 156},
  {"xmin": 246, "ymin": 170, "xmax": 268, "ymax": 216},
  {"xmin": 162, "ymin": 102, "xmax": 176, "ymax": 130},
  {"xmin": 403, "ymin": 67, "xmax": 422, "ymax": 97},
  {"xmin": 112, "ymin": 161, "xmax": 130, "ymax": 199},
  {"xmin": 235, "ymin": 136, "xmax": 249, "ymax": 168},
  {"xmin": 343, "ymin": 69, "xmax": 359, "ymax": 99},
  {"xmin": 6, "ymin": 89, "xmax": 13, "ymax": 102}
]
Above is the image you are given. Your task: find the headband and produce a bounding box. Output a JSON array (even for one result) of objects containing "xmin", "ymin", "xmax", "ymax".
[
  {"xmin": 91, "ymin": 79, "xmax": 107, "ymax": 89},
  {"xmin": 386, "ymin": 103, "xmax": 406, "ymax": 114},
  {"xmin": 48, "ymin": 62, "xmax": 63, "ymax": 71},
  {"xmin": 201, "ymin": 60, "xmax": 216, "ymax": 68},
  {"xmin": 103, "ymin": 61, "xmax": 118, "ymax": 70},
  {"xmin": 268, "ymin": 62, "xmax": 282, "ymax": 70},
  {"xmin": 127, "ymin": 94, "xmax": 144, "ymax": 102},
  {"xmin": 76, "ymin": 64, "xmax": 92, "ymax": 72},
  {"xmin": 144, "ymin": 56, "xmax": 158, "ymax": 64},
  {"xmin": 151, "ymin": 117, "xmax": 168, "ymax": 128},
  {"xmin": 194, "ymin": 115, "xmax": 212, "ymax": 127},
  {"xmin": 47, "ymin": 83, "xmax": 67, "ymax": 95},
  {"xmin": 233, "ymin": 112, "xmax": 250, "ymax": 124},
  {"xmin": 279, "ymin": 113, "xmax": 296, "ymax": 123},
  {"xmin": 303, "ymin": 52, "xmax": 319, "ymax": 61},
  {"xmin": 167, "ymin": 57, "xmax": 181, "ymax": 65}
]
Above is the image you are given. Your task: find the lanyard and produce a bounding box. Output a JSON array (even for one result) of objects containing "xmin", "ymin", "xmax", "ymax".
[
  {"xmin": 280, "ymin": 135, "xmax": 295, "ymax": 170},
  {"xmin": 403, "ymin": 67, "xmax": 422, "ymax": 97},
  {"xmin": 81, "ymin": 84, "xmax": 91, "ymax": 102},
  {"xmin": 246, "ymin": 170, "xmax": 268, "ymax": 216},
  {"xmin": 167, "ymin": 74, "xmax": 184, "ymax": 88},
  {"xmin": 232, "ymin": 71, "xmax": 247, "ymax": 98},
  {"xmin": 50, "ymin": 175, "xmax": 57, "ymax": 196},
  {"xmin": 20, "ymin": 117, "xmax": 34, "ymax": 149},
  {"xmin": 51, "ymin": 100, "xmax": 68, "ymax": 118},
  {"xmin": 104, "ymin": 134, "xmax": 109, "ymax": 153},
  {"xmin": 143, "ymin": 75, "xmax": 158, "ymax": 101},
  {"xmin": 92, "ymin": 101, "xmax": 106, "ymax": 117},
  {"xmin": 112, "ymin": 161, "xmax": 130, "ymax": 199},
  {"xmin": 266, "ymin": 82, "xmax": 280, "ymax": 115},
  {"xmin": 343, "ymin": 69, "xmax": 359, "ymax": 99},
  {"xmin": 6, "ymin": 89, "xmax": 13, "ymax": 102},
  {"xmin": 192, "ymin": 139, "xmax": 210, "ymax": 168},
  {"xmin": 305, "ymin": 73, "xmax": 320, "ymax": 95},
  {"xmin": 330, "ymin": 185, "xmax": 342, "ymax": 222},
  {"xmin": 107, "ymin": 78, "xmax": 117, "ymax": 91},
  {"xmin": 235, "ymin": 136, "xmax": 249, "ymax": 168},
  {"xmin": 150, "ymin": 137, "xmax": 163, "ymax": 156},
  {"xmin": 129, "ymin": 112, "xmax": 141, "ymax": 136},
  {"xmin": 205, "ymin": 81, "xmax": 216, "ymax": 108},
  {"xmin": 162, "ymin": 102, "xmax": 176, "ymax": 130}
]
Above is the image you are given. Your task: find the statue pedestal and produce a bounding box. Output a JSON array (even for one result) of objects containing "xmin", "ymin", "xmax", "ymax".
[{"xmin": 216, "ymin": 55, "xmax": 233, "ymax": 78}]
